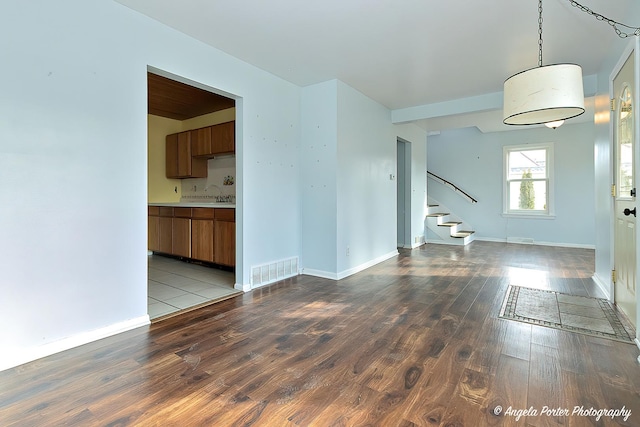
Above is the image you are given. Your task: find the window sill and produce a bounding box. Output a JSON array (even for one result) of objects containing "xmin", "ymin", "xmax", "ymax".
[{"xmin": 502, "ymin": 213, "xmax": 556, "ymax": 220}]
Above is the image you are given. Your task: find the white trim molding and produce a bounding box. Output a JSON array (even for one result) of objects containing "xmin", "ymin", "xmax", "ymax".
[
  {"xmin": 0, "ymin": 315, "xmax": 150, "ymax": 372},
  {"xmin": 303, "ymin": 250, "xmax": 399, "ymax": 281}
]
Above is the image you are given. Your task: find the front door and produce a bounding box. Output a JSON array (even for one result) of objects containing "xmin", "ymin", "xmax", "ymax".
[{"xmin": 613, "ymin": 49, "xmax": 637, "ymax": 326}]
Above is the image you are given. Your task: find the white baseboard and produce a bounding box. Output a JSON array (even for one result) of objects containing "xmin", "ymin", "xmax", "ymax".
[
  {"xmin": 235, "ymin": 282, "xmax": 251, "ymax": 292},
  {"xmin": 426, "ymin": 239, "xmax": 464, "ymax": 246},
  {"xmin": 336, "ymin": 250, "xmax": 399, "ymax": 280},
  {"xmin": 0, "ymin": 315, "xmax": 150, "ymax": 372},
  {"xmin": 591, "ymin": 273, "xmax": 611, "ymax": 301},
  {"xmin": 303, "ymin": 250, "xmax": 399, "ymax": 281},
  {"xmin": 473, "ymin": 236, "xmax": 595, "ymax": 249},
  {"xmin": 302, "ymin": 268, "xmax": 338, "ymax": 280}
]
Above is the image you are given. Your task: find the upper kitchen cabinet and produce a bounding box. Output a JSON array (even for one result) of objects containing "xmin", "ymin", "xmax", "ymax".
[
  {"xmin": 166, "ymin": 131, "xmax": 207, "ymax": 179},
  {"xmin": 190, "ymin": 126, "xmax": 212, "ymax": 157},
  {"xmin": 191, "ymin": 121, "xmax": 235, "ymax": 158},
  {"xmin": 211, "ymin": 121, "xmax": 235, "ymax": 155}
]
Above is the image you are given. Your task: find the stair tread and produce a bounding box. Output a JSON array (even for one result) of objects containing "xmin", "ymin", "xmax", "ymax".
[
  {"xmin": 438, "ymin": 221, "xmax": 462, "ymax": 227},
  {"xmin": 452, "ymin": 231, "xmax": 475, "ymax": 238},
  {"xmin": 426, "ymin": 213, "xmax": 449, "ymax": 217}
]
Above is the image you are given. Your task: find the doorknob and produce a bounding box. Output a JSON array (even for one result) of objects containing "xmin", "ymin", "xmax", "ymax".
[{"xmin": 623, "ymin": 208, "xmax": 636, "ymax": 217}]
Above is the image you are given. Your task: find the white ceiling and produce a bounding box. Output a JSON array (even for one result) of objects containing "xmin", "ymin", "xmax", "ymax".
[{"xmin": 115, "ymin": 0, "xmax": 635, "ymax": 132}]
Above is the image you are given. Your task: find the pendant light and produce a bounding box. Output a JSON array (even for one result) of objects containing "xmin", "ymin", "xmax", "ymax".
[
  {"xmin": 503, "ymin": 0, "xmax": 585, "ymax": 127},
  {"xmin": 544, "ymin": 120, "xmax": 564, "ymax": 129}
]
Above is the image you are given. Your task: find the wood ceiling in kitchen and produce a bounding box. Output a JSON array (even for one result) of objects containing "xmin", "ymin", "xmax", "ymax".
[{"xmin": 147, "ymin": 72, "xmax": 235, "ymax": 121}]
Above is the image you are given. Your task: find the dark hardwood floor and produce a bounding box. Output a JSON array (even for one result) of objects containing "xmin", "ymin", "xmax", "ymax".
[{"xmin": 1, "ymin": 241, "xmax": 639, "ymax": 426}]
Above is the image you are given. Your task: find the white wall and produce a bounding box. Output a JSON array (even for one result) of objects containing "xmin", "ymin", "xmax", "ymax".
[
  {"xmin": 300, "ymin": 81, "xmax": 427, "ymax": 279},
  {"xmin": 301, "ymin": 81, "xmax": 338, "ymax": 274},
  {"xmin": 336, "ymin": 81, "xmax": 398, "ymax": 276},
  {"xmin": 427, "ymin": 123, "xmax": 595, "ymax": 247},
  {"xmin": 0, "ymin": 0, "xmax": 301, "ymax": 370}
]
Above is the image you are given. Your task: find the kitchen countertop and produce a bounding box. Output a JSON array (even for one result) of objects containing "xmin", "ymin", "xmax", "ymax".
[{"xmin": 149, "ymin": 202, "xmax": 236, "ymax": 208}]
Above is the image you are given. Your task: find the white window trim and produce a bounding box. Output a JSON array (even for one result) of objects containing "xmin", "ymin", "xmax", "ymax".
[{"xmin": 502, "ymin": 143, "xmax": 555, "ymax": 218}]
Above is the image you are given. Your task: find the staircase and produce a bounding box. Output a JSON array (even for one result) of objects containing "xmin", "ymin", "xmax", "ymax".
[{"xmin": 425, "ymin": 201, "xmax": 475, "ymax": 246}]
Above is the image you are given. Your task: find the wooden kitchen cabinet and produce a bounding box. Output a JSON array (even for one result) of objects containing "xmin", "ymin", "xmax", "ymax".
[
  {"xmin": 190, "ymin": 126, "xmax": 213, "ymax": 157},
  {"xmin": 148, "ymin": 206, "xmax": 160, "ymax": 252},
  {"xmin": 214, "ymin": 208, "xmax": 235, "ymax": 267},
  {"xmin": 211, "ymin": 121, "xmax": 235, "ymax": 154},
  {"xmin": 172, "ymin": 208, "xmax": 192, "ymax": 258},
  {"xmin": 149, "ymin": 206, "xmax": 234, "ymax": 268},
  {"xmin": 166, "ymin": 132, "xmax": 207, "ymax": 178},
  {"xmin": 158, "ymin": 207, "xmax": 173, "ymax": 254},
  {"xmin": 190, "ymin": 121, "xmax": 235, "ymax": 157},
  {"xmin": 147, "ymin": 206, "xmax": 179, "ymax": 256},
  {"xmin": 191, "ymin": 208, "xmax": 215, "ymax": 262}
]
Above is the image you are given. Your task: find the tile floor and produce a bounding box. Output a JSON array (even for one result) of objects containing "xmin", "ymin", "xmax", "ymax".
[
  {"xmin": 148, "ymin": 254, "xmax": 240, "ymax": 320},
  {"xmin": 501, "ymin": 285, "xmax": 634, "ymax": 342}
]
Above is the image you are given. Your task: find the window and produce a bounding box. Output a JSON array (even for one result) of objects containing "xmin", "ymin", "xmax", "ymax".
[{"xmin": 503, "ymin": 144, "xmax": 554, "ymax": 217}]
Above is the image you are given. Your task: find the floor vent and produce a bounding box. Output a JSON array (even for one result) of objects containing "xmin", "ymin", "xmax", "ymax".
[{"xmin": 251, "ymin": 257, "xmax": 299, "ymax": 288}]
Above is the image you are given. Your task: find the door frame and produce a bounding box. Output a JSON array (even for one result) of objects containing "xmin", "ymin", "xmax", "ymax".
[
  {"xmin": 146, "ymin": 66, "xmax": 244, "ymax": 290},
  {"xmin": 609, "ymin": 37, "xmax": 640, "ymax": 342}
]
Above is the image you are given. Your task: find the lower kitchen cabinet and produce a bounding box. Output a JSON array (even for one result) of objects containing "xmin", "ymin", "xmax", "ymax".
[
  {"xmin": 191, "ymin": 207, "xmax": 215, "ymax": 262},
  {"xmin": 148, "ymin": 206, "xmax": 234, "ymax": 268},
  {"xmin": 158, "ymin": 207, "xmax": 174, "ymax": 254},
  {"xmin": 214, "ymin": 219, "xmax": 235, "ymax": 267},
  {"xmin": 148, "ymin": 207, "xmax": 160, "ymax": 251},
  {"xmin": 214, "ymin": 209, "xmax": 235, "ymax": 267},
  {"xmin": 191, "ymin": 219, "xmax": 215, "ymax": 262},
  {"xmin": 172, "ymin": 217, "xmax": 191, "ymax": 258}
]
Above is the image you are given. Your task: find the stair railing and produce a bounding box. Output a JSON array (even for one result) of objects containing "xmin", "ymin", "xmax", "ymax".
[{"xmin": 427, "ymin": 171, "xmax": 478, "ymax": 204}]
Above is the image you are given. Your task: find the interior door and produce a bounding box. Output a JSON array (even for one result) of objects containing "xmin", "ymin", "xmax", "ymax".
[{"xmin": 614, "ymin": 50, "xmax": 637, "ymax": 327}]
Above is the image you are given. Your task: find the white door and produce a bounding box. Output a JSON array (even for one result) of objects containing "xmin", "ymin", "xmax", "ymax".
[{"xmin": 613, "ymin": 49, "xmax": 637, "ymax": 326}]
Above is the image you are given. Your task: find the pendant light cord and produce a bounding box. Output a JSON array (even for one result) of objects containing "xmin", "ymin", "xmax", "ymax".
[
  {"xmin": 538, "ymin": 0, "xmax": 544, "ymax": 67},
  {"xmin": 566, "ymin": 0, "xmax": 640, "ymax": 38}
]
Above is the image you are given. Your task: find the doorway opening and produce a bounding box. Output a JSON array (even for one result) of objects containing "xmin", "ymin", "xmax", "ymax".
[
  {"xmin": 397, "ymin": 138, "xmax": 412, "ymax": 248},
  {"xmin": 146, "ymin": 68, "xmax": 242, "ymax": 321}
]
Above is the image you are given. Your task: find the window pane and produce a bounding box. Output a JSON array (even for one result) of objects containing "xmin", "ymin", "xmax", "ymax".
[
  {"xmin": 619, "ymin": 85, "xmax": 634, "ymax": 197},
  {"xmin": 508, "ymin": 149, "xmax": 547, "ymax": 180},
  {"xmin": 509, "ymin": 180, "xmax": 548, "ymax": 211}
]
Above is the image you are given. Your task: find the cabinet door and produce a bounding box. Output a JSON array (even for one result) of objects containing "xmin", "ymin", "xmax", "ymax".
[
  {"xmin": 192, "ymin": 219, "xmax": 215, "ymax": 262},
  {"xmin": 191, "ymin": 127, "xmax": 212, "ymax": 157},
  {"xmin": 211, "ymin": 121, "xmax": 235, "ymax": 154},
  {"xmin": 148, "ymin": 215, "xmax": 160, "ymax": 252},
  {"xmin": 176, "ymin": 132, "xmax": 192, "ymax": 177},
  {"xmin": 166, "ymin": 131, "xmax": 208, "ymax": 178},
  {"xmin": 158, "ymin": 217, "xmax": 173, "ymax": 254},
  {"xmin": 214, "ymin": 220, "xmax": 235, "ymax": 267},
  {"xmin": 172, "ymin": 217, "xmax": 191, "ymax": 258}
]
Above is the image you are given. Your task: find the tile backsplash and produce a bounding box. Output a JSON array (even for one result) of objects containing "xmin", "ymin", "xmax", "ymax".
[{"xmin": 181, "ymin": 156, "xmax": 236, "ymax": 202}]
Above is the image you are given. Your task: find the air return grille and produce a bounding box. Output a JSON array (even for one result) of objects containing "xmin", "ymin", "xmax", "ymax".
[{"xmin": 251, "ymin": 257, "xmax": 299, "ymax": 288}]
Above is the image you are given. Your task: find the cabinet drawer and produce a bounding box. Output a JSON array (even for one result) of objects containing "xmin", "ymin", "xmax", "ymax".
[
  {"xmin": 174, "ymin": 207, "xmax": 192, "ymax": 218},
  {"xmin": 148, "ymin": 206, "xmax": 160, "ymax": 216},
  {"xmin": 192, "ymin": 208, "xmax": 215, "ymax": 219},
  {"xmin": 159, "ymin": 207, "xmax": 174, "ymax": 217},
  {"xmin": 215, "ymin": 208, "xmax": 235, "ymax": 221}
]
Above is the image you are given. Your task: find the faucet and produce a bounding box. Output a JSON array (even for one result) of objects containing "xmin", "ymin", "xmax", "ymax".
[{"xmin": 206, "ymin": 184, "xmax": 223, "ymax": 196}]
